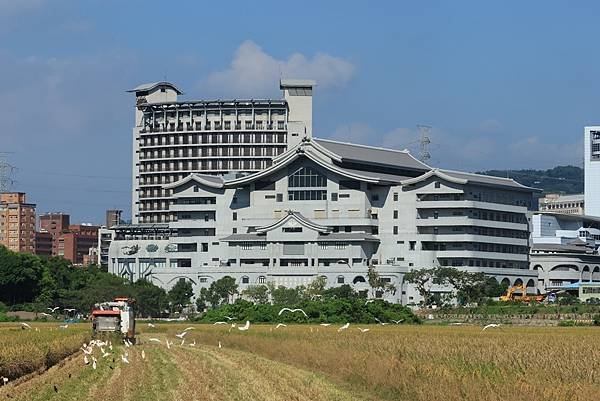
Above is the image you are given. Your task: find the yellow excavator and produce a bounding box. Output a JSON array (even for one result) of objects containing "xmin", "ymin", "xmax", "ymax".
[{"xmin": 500, "ymin": 284, "xmax": 545, "ymax": 302}]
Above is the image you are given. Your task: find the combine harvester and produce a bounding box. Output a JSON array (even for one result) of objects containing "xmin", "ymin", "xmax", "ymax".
[{"xmin": 91, "ymin": 297, "xmax": 137, "ymax": 343}]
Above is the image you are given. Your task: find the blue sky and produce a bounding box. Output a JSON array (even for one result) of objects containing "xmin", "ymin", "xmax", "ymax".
[{"xmin": 1, "ymin": 0, "xmax": 598, "ymax": 223}]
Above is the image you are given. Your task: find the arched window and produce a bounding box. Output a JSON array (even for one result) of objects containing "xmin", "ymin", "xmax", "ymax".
[
  {"xmin": 353, "ymin": 275, "xmax": 367, "ymax": 284},
  {"xmin": 241, "ymin": 276, "xmax": 250, "ymax": 284},
  {"xmin": 257, "ymin": 275, "xmax": 267, "ymax": 284}
]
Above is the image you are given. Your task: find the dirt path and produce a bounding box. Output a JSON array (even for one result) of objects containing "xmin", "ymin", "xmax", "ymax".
[{"xmin": 0, "ymin": 340, "xmax": 362, "ymax": 401}]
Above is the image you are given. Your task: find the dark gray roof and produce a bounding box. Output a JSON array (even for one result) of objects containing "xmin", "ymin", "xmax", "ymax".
[
  {"xmin": 536, "ymin": 212, "xmax": 600, "ymax": 226},
  {"xmin": 127, "ymin": 82, "xmax": 183, "ymax": 94},
  {"xmin": 314, "ymin": 138, "xmax": 430, "ymax": 172},
  {"xmin": 531, "ymin": 243, "xmax": 595, "ymax": 254},
  {"xmin": 335, "ymin": 166, "xmax": 413, "ymax": 183},
  {"xmin": 441, "ymin": 169, "xmax": 539, "ymax": 191},
  {"xmin": 195, "ymin": 174, "xmax": 224, "ymax": 185},
  {"xmin": 317, "ymin": 233, "xmax": 380, "ymax": 242},
  {"xmin": 220, "ymin": 233, "xmax": 266, "ymax": 242}
]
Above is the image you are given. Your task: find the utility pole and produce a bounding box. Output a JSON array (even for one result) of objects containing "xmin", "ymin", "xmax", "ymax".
[
  {"xmin": 0, "ymin": 152, "xmax": 17, "ymax": 193},
  {"xmin": 417, "ymin": 125, "xmax": 431, "ymax": 163}
]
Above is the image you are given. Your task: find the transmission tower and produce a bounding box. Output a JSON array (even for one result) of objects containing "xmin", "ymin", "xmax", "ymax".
[
  {"xmin": 0, "ymin": 152, "xmax": 17, "ymax": 193},
  {"xmin": 417, "ymin": 125, "xmax": 431, "ymax": 163}
]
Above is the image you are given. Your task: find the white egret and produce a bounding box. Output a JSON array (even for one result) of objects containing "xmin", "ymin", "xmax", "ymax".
[
  {"xmin": 141, "ymin": 350, "xmax": 145, "ymax": 360},
  {"xmin": 47, "ymin": 307, "xmax": 60, "ymax": 313},
  {"xmin": 213, "ymin": 322, "xmax": 227, "ymax": 325},
  {"xmin": 2, "ymin": 377, "xmax": 8, "ymax": 386},
  {"xmin": 275, "ymin": 323, "xmax": 287, "ymax": 329},
  {"xmin": 278, "ymin": 308, "xmax": 308, "ymax": 317},
  {"xmin": 175, "ymin": 331, "xmax": 188, "ymax": 339},
  {"xmin": 183, "ymin": 327, "xmax": 195, "ymax": 331},
  {"xmin": 223, "ymin": 316, "xmax": 234, "ymax": 321},
  {"xmin": 391, "ymin": 319, "xmax": 404, "ymax": 324},
  {"xmin": 338, "ymin": 323, "xmax": 350, "ymax": 332},
  {"xmin": 84, "ymin": 355, "xmax": 89, "ymax": 365},
  {"xmin": 121, "ymin": 354, "xmax": 129, "ymax": 364},
  {"xmin": 92, "ymin": 359, "xmax": 97, "ymax": 370},
  {"xmin": 189, "ymin": 340, "xmax": 196, "ymax": 347},
  {"xmin": 218, "ymin": 341, "xmax": 222, "ymax": 349},
  {"xmin": 238, "ymin": 321, "xmax": 250, "ymax": 331},
  {"xmin": 319, "ymin": 323, "xmax": 331, "ymax": 327},
  {"xmin": 64, "ymin": 308, "xmax": 76, "ymax": 313},
  {"xmin": 59, "ymin": 324, "xmax": 68, "ymax": 329},
  {"xmin": 147, "ymin": 323, "xmax": 156, "ymax": 328},
  {"xmin": 148, "ymin": 338, "xmax": 161, "ymax": 343},
  {"xmin": 482, "ymin": 323, "xmax": 501, "ymax": 331},
  {"xmin": 357, "ymin": 328, "xmax": 370, "ymax": 333},
  {"xmin": 21, "ymin": 322, "xmax": 32, "ymax": 329}
]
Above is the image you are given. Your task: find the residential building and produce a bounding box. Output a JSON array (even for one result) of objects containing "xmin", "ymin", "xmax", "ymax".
[
  {"xmin": 39, "ymin": 213, "xmax": 70, "ymax": 255},
  {"xmin": 106, "ymin": 209, "xmax": 122, "ymax": 228},
  {"xmin": 584, "ymin": 126, "xmax": 600, "ymax": 217},
  {"xmin": 108, "ymin": 137, "xmax": 538, "ymax": 303},
  {"xmin": 129, "ymin": 79, "xmax": 315, "ymax": 224},
  {"xmin": 59, "ymin": 224, "xmax": 100, "ymax": 265},
  {"xmin": 530, "ymin": 212, "xmax": 600, "ymax": 290},
  {"xmin": 538, "ymin": 193, "xmax": 584, "ymax": 215},
  {"xmin": 0, "ymin": 192, "xmax": 36, "ymax": 253},
  {"xmin": 35, "ymin": 230, "xmax": 53, "ymax": 257}
]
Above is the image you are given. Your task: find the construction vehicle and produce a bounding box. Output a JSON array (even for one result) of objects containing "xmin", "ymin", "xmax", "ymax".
[
  {"xmin": 91, "ymin": 297, "xmax": 136, "ymax": 342},
  {"xmin": 500, "ymin": 284, "xmax": 545, "ymax": 302}
]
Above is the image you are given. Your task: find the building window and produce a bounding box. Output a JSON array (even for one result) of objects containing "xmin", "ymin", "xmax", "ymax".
[
  {"xmin": 337, "ymin": 276, "xmax": 345, "ymax": 284},
  {"xmin": 276, "ymin": 194, "xmax": 283, "ymax": 202},
  {"xmin": 288, "ymin": 190, "xmax": 327, "ymax": 201},
  {"xmin": 331, "ymin": 193, "xmax": 338, "ymax": 201},
  {"xmin": 393, "ymin": 210, "xmax": 398, "ymax": 219},
  {"xmin": 435, "ymin": 181, "xmax": 441, "ymax": 188},
  {"xmin": 282, "ymin": 227, "xmax": 302, "ymax": 233},
  {"xmin": 289, "ymin": 166, "xmax": 326, "ymax": 188},
  {"xmin": 241, "ymin": 276, "xmax": 249, "ymax": 284},
  {"xmin": 409, "ymin": 241, "xmax": 416, "ymax": 250},
  {"xmin": 393, "ymin": 193, "xmax": 398, "ymax": 201},
  {"xmin": 393, "ymin": 226, "xmax": 398, "ymax": 235},
  {"xmin": 233, "ymin": 212, "xmax": 237, "ymax": 221},
  {"xmin": 258, "ymin": 276, "xmax": 266, "ymax": 284}
]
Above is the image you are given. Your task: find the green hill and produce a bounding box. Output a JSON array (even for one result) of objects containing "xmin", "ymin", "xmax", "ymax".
[{"xmin": 476, "ymin": 165, "xmax": 583, "ymax": 194}]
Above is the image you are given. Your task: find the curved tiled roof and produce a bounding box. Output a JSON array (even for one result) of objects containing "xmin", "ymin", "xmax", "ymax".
[{"xmin": 127, "ymin": 82, "xmax": 183, "ymax": 95}]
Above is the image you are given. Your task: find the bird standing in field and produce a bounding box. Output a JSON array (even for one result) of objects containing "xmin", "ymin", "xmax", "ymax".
[
  {"xmin": 213, "ymin": 321, "xmax": 227, "ymax": 325},
  {"xmin": 482, "ymin": 323, "xmax": 501, "ymax": 331},
  {"xmin": 319, "ymin": 323, "xmax": 331, "ymax": 327},
  {"xmin": 338, "ymin": 323, "xmax": 350, "ymax": 332},
  {"xmin": 238, "ymin": 321, "xmax": 251, "ymax": 331},
  {"xmin": 218, "ymin": 341, "xmax": 222, "ymax": 349},
  {"xmin": 275, "ymin": 323, "xmax": 287, "ymax": 329},
  {"xmin": 59, "ymin": 324, "xmax": 68, "ymax": 329},
  {"xmin": 141, "ymin": 350, "xmax": 145, "ymax": 360},
  {"xmin": 278, "ymin": 308, "xmax": 308, "ymax": 317},
  {"xmin": 121, "ymin": 354, "xmax": 129, "ymax": 364},
  {"xmin": 21, "ymin": 322, "xmax": 32, "ymax": 330},
  {"xmin": 147, "ymin": 323, "xmax": 156, "ymax": 328},
  {"xmin": 2, "ymin": 376, "xmax": 9, "ymax": 386}
]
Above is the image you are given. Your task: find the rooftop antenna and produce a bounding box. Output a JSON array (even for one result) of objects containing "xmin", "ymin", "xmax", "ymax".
[
  {"xmin": 417, "ymin": 124, "xmax": 431, "ymax": 163},
  {"xmin": 0, "ymin": 152, "xmax": 17, "ymax": 192}
]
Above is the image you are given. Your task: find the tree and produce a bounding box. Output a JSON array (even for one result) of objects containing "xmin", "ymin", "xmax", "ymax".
[
  {"xmin": 367, "ymin": 264, "xmax": 397, "ymax": 298},
  {"xmin": 168, "ymin": 279, "xmax": 194, "ymax": 313},
  {"xmin": 196, "ymin": 276, "xmax": 239, "ymax": 310},
  {"xmin": 403, "ymin": 268, "xmax": 437, "ymax": 306},
  {"xmin": 132, "ymin": 279, "xmax": 168, "ymax": 317},
  {"xmin": 305, "ymin": 276, "xmax": 327, "ymax": 300},
  {"xmin": 243, "ymin": 285, "xmax": 270, "ymax": 304}
]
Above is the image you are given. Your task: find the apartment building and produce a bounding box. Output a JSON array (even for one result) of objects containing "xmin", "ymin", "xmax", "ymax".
[
  {"xmin": 0, "ymin": 192, "xmax": 36, "ymax": 253},
  {"xmin": 129, "ymin": 79, "xmax": 315, "ymax": 224},
  {"xmin": 108, "ymin": 137, "xmax": 538, "ymax": 303}
]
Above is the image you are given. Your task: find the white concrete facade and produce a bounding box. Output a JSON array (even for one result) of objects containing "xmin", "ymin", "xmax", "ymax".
[
  {"xmin": 584, "ymin": 126, "xmax": 600, "ymax": 217},
  {"xmin": 109, "ymin": 137, "xmax": 539, "ymax": 304}
]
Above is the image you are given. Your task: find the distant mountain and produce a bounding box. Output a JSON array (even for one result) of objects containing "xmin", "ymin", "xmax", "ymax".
[{"xmin": 476, "ymin": 165, "xmax": 583, "ymax": 194}]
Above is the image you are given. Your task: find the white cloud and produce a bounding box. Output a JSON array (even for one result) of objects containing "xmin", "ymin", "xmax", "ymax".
[{"xmin": 203, "ymin": 41, "xmax": 355, "ymax": 97}]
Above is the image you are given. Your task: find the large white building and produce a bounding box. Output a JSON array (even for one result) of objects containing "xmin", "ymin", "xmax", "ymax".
[
  {"xmin": 584, "ymin": 126, "xmax": 600, "ymax": 217},
  {"xmin": 108, "ymin": 136, "xmax": 539, "ymax": 303},
  {"xmin": 129, "ymin": 79, "xmax": 315, "ymax": 224}
]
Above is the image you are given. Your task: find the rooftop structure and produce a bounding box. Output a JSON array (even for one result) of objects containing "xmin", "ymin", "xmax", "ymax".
[{"xmin": 538, "ymin": 193, "xmax": 584, "ymax": 215}]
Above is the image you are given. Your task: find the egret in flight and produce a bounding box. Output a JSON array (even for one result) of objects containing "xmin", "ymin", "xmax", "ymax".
[{"xmin": 278, "ymin": 308, "xmax": 308, "ymax": 317}]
